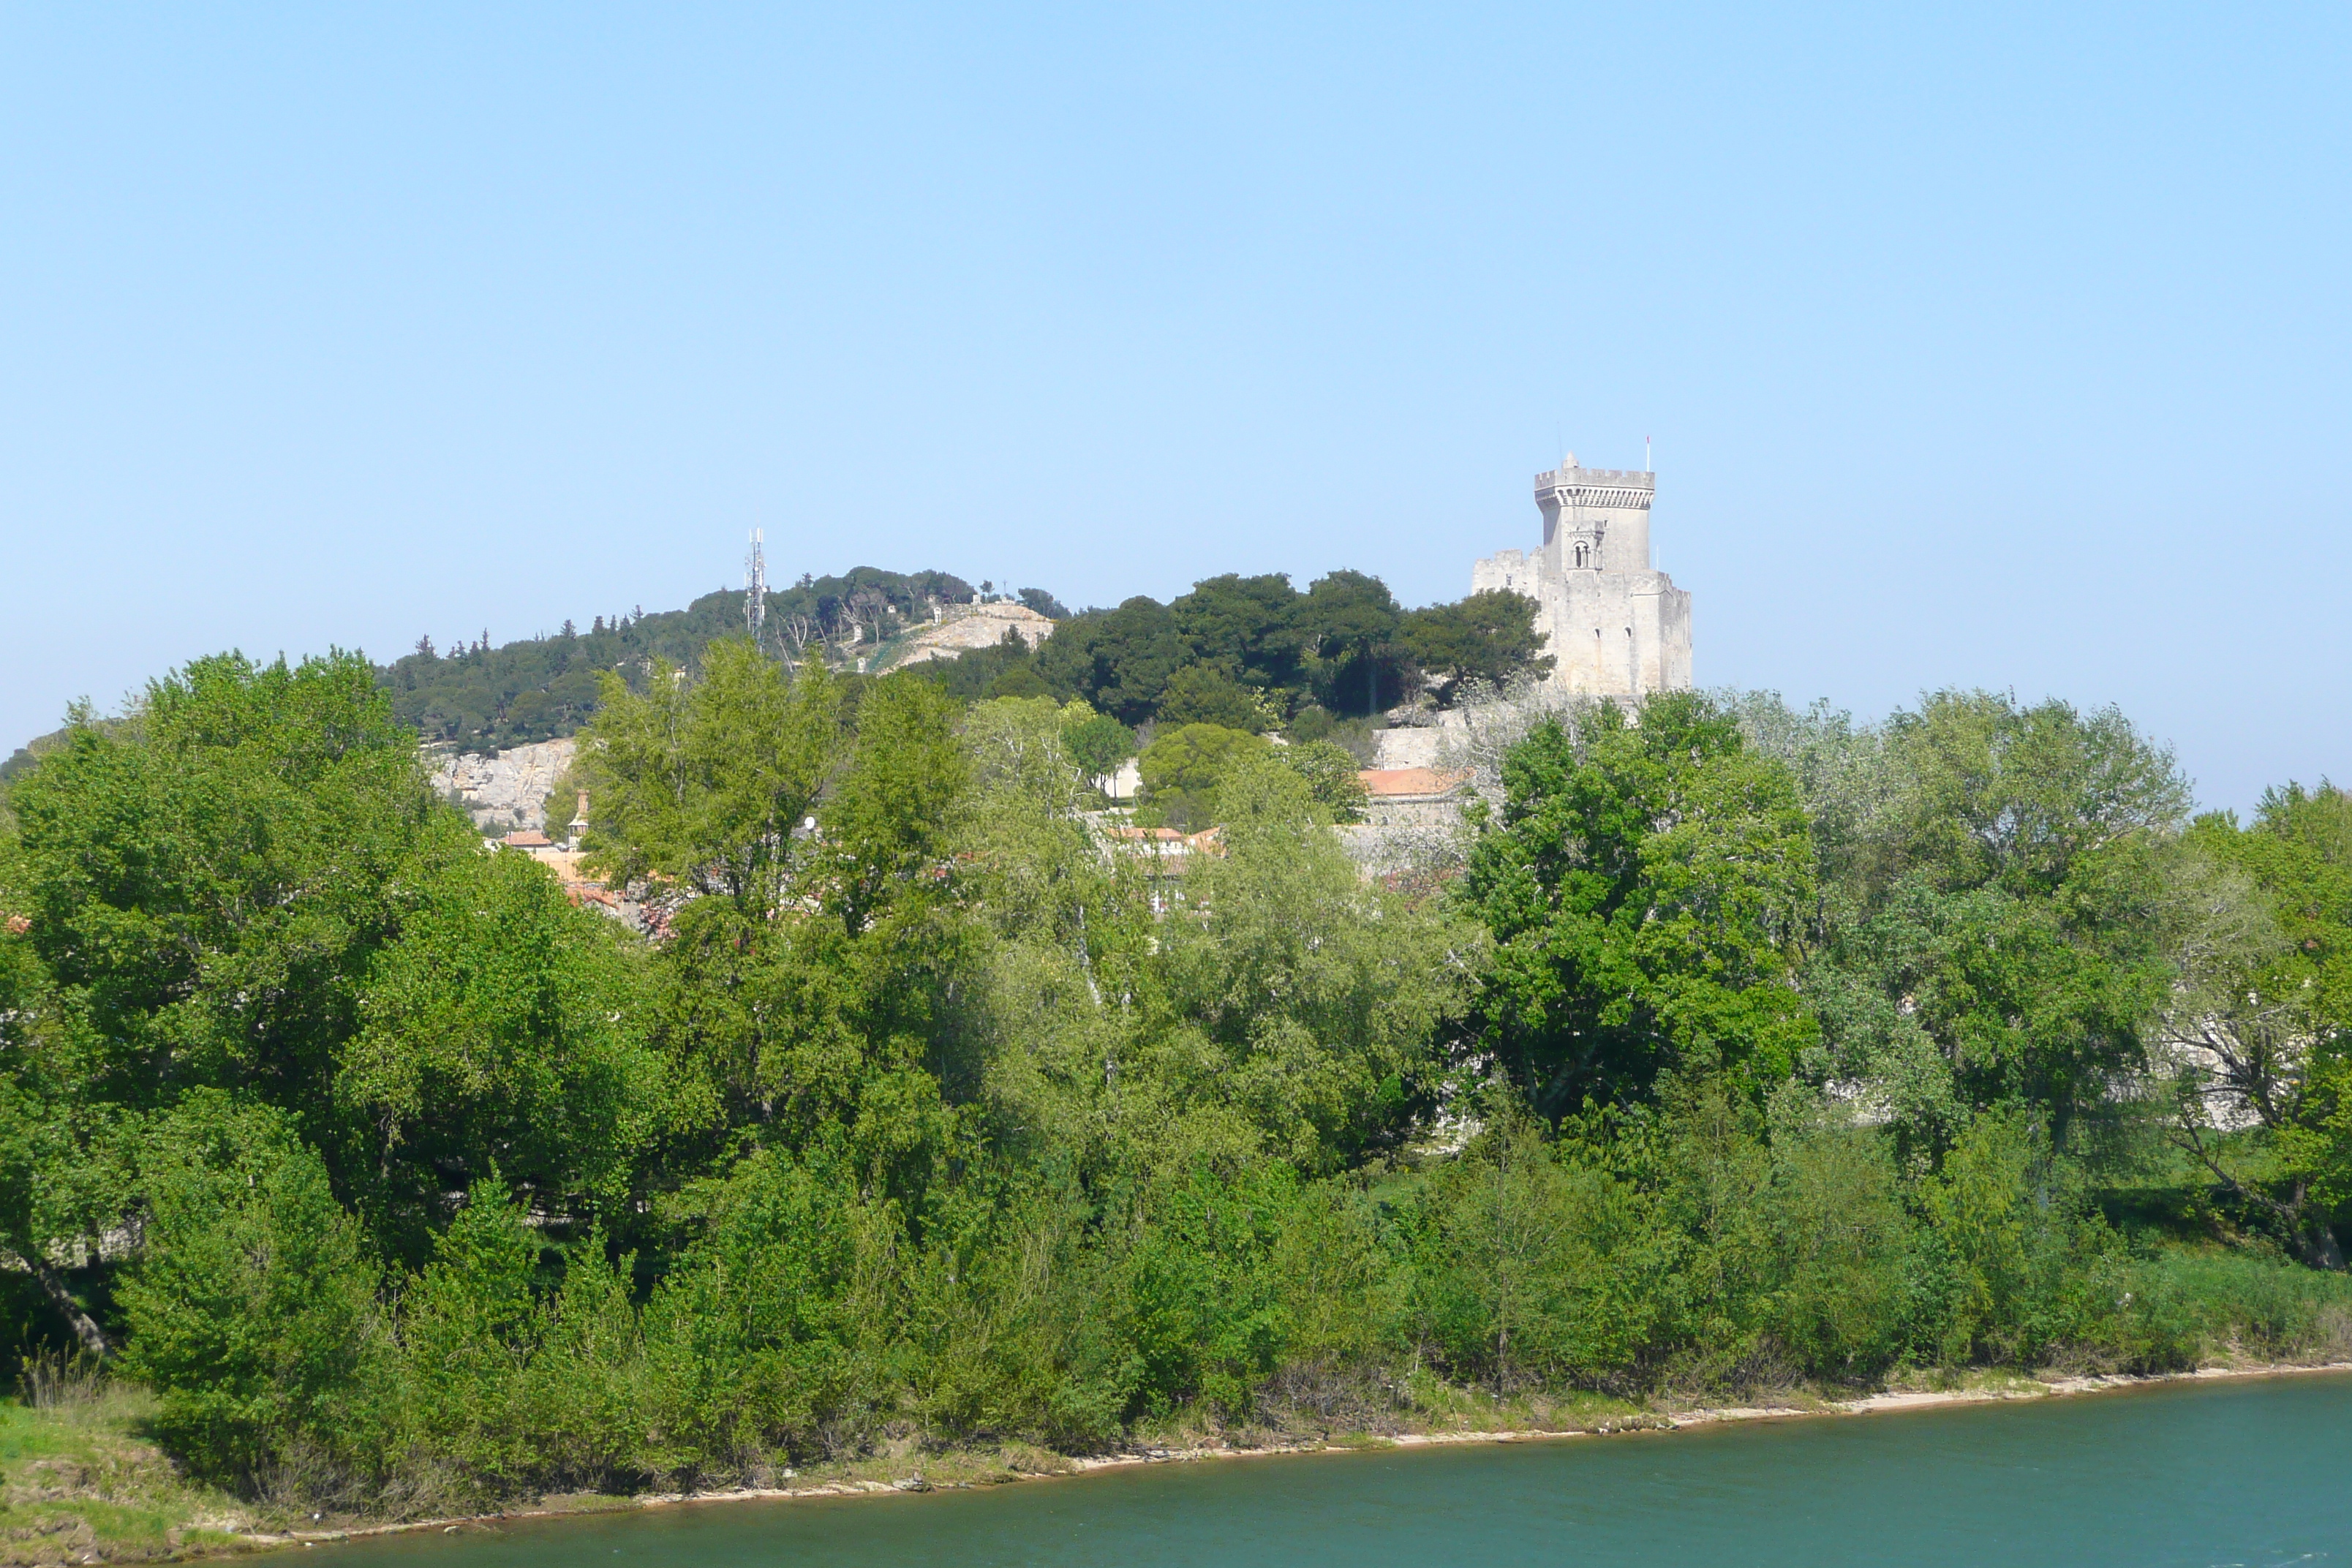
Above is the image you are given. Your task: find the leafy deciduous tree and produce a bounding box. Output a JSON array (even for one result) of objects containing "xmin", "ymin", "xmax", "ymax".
[
  {"xmin": 575, "ymin": 640, "xmax": 843, "ymax": 917},
  {"xmin": 1460, "ymin": 694, "xmax": 1819, "ymax": 1117}
]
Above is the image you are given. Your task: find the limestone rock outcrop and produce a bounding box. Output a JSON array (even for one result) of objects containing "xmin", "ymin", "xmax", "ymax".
[
  {"xmin": 881, "ymin": 602, "xmax": 1056, "ymax": 668},
  {"xmin": 429, "ymin": 738, "xmax": 576, "ymax": 834}
]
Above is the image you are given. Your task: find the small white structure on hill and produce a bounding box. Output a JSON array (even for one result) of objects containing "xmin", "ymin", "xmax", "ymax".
[{"xmin": 1473, "ymin": 455, "xmax": 1692, "ymax": 699}]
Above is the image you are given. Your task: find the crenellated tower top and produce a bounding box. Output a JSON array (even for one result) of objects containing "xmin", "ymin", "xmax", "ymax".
[
  {"xmin": 1534, "ymin": 458, "xmax": 1655, "ymax": 513},
  {"xmin": 1535, "ymin": 454, "xmax": 1655, "ymax": 576}
]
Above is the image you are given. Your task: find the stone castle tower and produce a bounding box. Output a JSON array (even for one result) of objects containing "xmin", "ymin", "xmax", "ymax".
[{"xmin": 1471, "ymin": 454, "xmax": 1692, "ymax": 698}]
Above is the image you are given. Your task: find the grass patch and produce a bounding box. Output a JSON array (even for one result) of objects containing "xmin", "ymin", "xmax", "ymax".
[
  {"xmin": 0, "ymin": 1373, "xmax": 259, "ymax": 1563},
  {"xmin": 1881, "ymin": 1365, "xmax": 2051, "ymax": 1397},
  {"xmin": 2135, "ymin": 1248, "xmax": 2352, "ymax": 1365},
  {"xmin": 1392, "ymin": 1372, "xmax": 1642, "ymax": 1433}
]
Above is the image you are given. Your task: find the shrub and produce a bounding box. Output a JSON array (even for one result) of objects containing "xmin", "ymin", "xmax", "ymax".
[
  {"xmin": 1763, "ymin": 1117, "xmax": 1918, "ymax": 1382},
  {"xmin": 117, "ymin": 1093, "xmax": 388, "ymax": 1488},
  {"xmin": 1401, "ymin": 1120, "xmax": 1659, "ymax": 1390}
]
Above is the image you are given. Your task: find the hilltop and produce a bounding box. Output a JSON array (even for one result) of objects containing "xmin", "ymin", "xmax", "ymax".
[
  {"xmin": 381, "ymin": 566, "xmax": 1005, "ymax": 751},
  {"xmin": 2, "ymin": 568, "xmax": 1003, "ymax": 773},
  {"xmin": 4, "ymin": 562, "xmax": 1548, "ymax": 769}
]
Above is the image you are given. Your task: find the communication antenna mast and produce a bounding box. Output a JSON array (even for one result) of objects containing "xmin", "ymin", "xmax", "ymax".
[{"xmin": 745, "ymin": 529, "xmax": 768, "ymax": 649}]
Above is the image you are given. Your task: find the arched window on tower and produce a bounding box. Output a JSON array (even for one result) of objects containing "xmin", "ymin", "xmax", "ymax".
[{"xmin": 1572, "ymin": 542, "xmax": 1589, "ymax": 570}]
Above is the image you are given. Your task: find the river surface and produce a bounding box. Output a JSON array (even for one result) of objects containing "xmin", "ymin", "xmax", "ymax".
[{"xmin": 344, "ymin": 1372, "xmax": 2352, "ymax": 1567}]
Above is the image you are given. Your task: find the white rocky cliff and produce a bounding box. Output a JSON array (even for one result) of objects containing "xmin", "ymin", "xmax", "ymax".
[{"xmin": 428, "ymin": 738, "xmax": 576, "ymax": 834}]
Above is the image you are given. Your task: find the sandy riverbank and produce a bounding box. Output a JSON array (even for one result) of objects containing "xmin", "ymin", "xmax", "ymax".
[{"xmin": 243, "ymin": 1357, "xmax": 2352, "ymax": 1553}]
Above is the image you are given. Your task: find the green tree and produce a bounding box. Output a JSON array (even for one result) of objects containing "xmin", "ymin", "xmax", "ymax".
[
  {"xmin": 1401, "ymin": 1115, "xmax": 1656, "ymax": 1389},
  {"xmin": 574, "ymin": 640, "xmax": 843, "ymax": 918},
  {"xmin": 637, "ymin": 1145, "xmax": 889, "ymax": 1466},
  {"xmin": 1912, "ymin": 1106, "xmax": 2127, "ymax": 1366},
  {"xmin": 2160, "ymin": 784, "xmax": 2352, "ymax": 1264},
  {"xmin": 3, "ymin": 655, "xmax": 460, "ymax": 1119},
  {"xmin": 391, "ymin": 1184, "xmax": 549, "ymax": 1488},
  {"xmin": 1757, "ymin": 1098, "xmax": 1917, "ymax": 1379},
  {"xmin": 986, "ymin": 663, "xmax": 1053, "ymax": 701},
  {"xmin": 1035, "ymin": 598, "xmax": 1189, "ymax": 724},
  {"xmin": 0, "ymin": 1065, "xmax": 128, "ymax": 1357},
  {"xmin": 379, "ymin": 569, "xmax": 979, "ymax": 747},
  {"xmin": 817, "ymin": 675, "xmax": 968, "ymax": 940},
  {"xmin": 0, "ymin": 652, "xmax": 475, "ymax": 1308},
  {"xmin": 1156, "ymin": 666, "xmax": 1276, "ymax": 733},
  {"xmin": 1269, "ymin": 739, "xmax": 1368, "ymax": 824},
  {"xmin": 1303, "ymin": 570, "xmax": 1406, "ymax": 717},
  {"xmin": 1169, "ymin": 573, "xmax": 1311, "ymax": 700},
  {"xmin": 1158, "ymin": 758, "xmax": 1476, "ymax": 1169},
  {"xmin": 1137, "ymin": 724, "xmax": 1266, "ymax": 829},
  {"xmin": 1060, "ymin": 709, "xmax": 1137, "ymax": 795},
  {"xmin": 336, "ymin": 847, "xmax": 675, "ymax": 1261},
  {"xmin": 117, "ymin": 1093, "xmax": 388, "ymax": 1485},
  {"xmin": 0, "ymin": 902, "xmax": 137, "ymax": 1355},
  {"xmin": 603, "ymin": 668, "xmax": 976, "ymax": 1146},
  {"xmin": 1017, "ymin": 587, "xmax": 1071, "ymax": 619},
  {"xmin": 1812, "ymin": 692, "xmax": 2190, "ymax": 1144},
  {"xmin": 1460, "ymin": 694, "xmax": 1818, "ymax": 1117},
  {"xmin": 1400, "ymin": 589, "xmax": 1554, "ymax": 704}
]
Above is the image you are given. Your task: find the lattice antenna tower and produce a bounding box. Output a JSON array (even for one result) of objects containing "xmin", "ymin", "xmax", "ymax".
[{"xmin": 745, "ymin": 528, "xmax": 768, "ymax": 649}]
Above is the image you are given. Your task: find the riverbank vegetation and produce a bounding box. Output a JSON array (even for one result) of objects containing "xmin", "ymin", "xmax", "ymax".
[{"xmin": 2, "ymin": 643, "xmax": 2349, "ymax": 1525}]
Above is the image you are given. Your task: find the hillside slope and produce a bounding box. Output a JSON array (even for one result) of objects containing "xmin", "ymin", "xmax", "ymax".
[{"xmin": 380, "ymin": 568, "xmax": 984, "ymax": 750}]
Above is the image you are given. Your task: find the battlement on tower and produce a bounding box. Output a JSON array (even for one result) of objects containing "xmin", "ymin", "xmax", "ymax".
[{"xmin": 1535, "ymin": 463, "xmax": 1655, "ymax": 510}]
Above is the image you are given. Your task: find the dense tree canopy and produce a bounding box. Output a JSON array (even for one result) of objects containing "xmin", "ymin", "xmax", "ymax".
[
  {"xmin": 3, "ymin": 650, "xmax": 2348, "ymax": 1510},
  {"xmin": 1172, "ymin": 573, "xmax": 1315, "ymax": 696},
  {"xmin": 1137, "ymin": 723, "xmax": 1266, "ymax": 829},
  {"xmin": 377, "ymin": 568, "xmax": 987, "ymax": 750},
  {"xmin": 347, "ymin": 559, "xmax": 1553, "ymax": 777},
  {"xmin": 1033, "ymin": 595, "xmax": 1191, "ymax": 725},
  {"xmin": 1024, "ymin": 573, "xmax": 1546, "ymax": 728},
  {"xmin": 1764, "ymin": 691, "xmax": 2194, "ymax": 1147},
  {"xmin": 574, "ymin": 641, "xmax": 845, "ymax": 913},
  {"xmin": 1403, "ymin": 589, "xmax": 1558, "ymax": 701}
]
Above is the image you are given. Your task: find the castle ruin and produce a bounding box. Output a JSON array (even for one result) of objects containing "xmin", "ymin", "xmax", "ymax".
[{"xmin": 1472, "ymin": 455, "xmax": 1692, "ymax": 698}]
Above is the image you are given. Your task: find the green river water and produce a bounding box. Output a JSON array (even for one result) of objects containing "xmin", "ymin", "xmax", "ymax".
[{"xmin": 344, "ymin": 1372, "xmax": 2352, "ymax": 1566}]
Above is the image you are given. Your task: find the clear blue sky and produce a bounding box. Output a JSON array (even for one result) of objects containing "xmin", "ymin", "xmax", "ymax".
[{"xmin": 4, "ymin": 3, "xmax": 2345, "ymax": 810}]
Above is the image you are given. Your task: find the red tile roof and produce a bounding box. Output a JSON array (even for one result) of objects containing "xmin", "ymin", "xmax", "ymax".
[{"xmin": 1357, "ymin": 767, "xmax": 1469, "ymax": 798}]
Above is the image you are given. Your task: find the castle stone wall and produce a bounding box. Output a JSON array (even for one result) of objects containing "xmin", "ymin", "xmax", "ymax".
[{"xmin": 1474, "ymin": 456, "xmax": 1692, "ymax": 700}]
